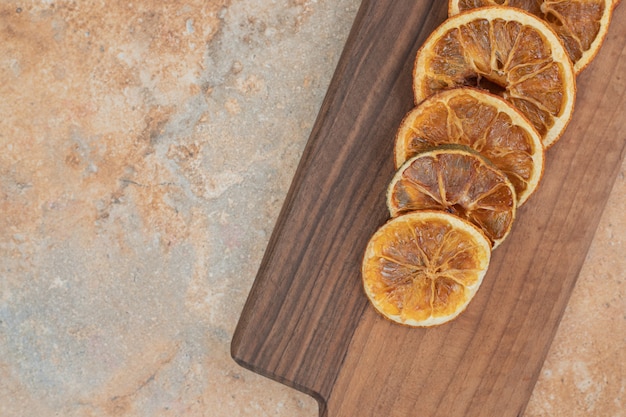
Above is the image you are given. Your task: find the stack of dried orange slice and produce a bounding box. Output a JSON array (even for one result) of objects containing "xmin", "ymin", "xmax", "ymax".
[{"xmin": 362, "ymin": 3, "xmax": 616, "ymax": 327}]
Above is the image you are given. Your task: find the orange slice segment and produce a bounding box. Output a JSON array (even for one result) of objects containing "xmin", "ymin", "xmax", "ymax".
[
  {"xmin": 387, "ymin": 145, "xmax": 516, "ymax": 248},
  {"xmin": 413, "ymin": 6, "xmax": 576, "ymax": 148},
  {"xmin": 394, "ymin": 87, "xmax": 544, "ymax": 206},
  {"xmin": 449, "ymin": 0, "xmax": 616, "ymax": 74},
  {"xmin": 362, "ymin": 211, "xmax": 491, "ymax": 327}
]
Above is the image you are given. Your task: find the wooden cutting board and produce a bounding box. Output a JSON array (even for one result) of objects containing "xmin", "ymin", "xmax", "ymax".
[{"xmin": 231, "ymin": 1, "xmax": 626, "ymax": 416}]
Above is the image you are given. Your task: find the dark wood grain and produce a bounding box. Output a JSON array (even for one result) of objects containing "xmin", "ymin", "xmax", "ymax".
[{"xmin": 231, "ymin": 1, "xmax": 626, "ymax": 416}]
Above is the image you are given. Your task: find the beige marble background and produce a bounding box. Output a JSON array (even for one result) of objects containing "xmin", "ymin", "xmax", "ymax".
[{"xmin": 0, "ymin": 1, "xmax": 623, "ymax": 416}]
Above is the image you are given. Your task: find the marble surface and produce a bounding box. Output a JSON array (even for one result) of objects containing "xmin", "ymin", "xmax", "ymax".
[{"xmin": 0, "ymin": 1, "xmax": 623, "ymax": 416}]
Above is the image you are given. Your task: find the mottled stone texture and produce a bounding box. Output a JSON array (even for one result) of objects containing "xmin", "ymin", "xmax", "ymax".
[{"xmin": 0, "ymin": 1, "xmax": 623, "ymax": 416}]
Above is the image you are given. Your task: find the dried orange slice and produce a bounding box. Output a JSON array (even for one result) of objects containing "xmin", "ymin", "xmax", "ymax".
[
  {"xmin": 362, "ymin": 210, "xmax": 491, "ymax": 327},
  {"xmin": 387, "ymin": 145, "xmax": 516, "ymax": 247},
  {"xmin": 394, "ymin": 87, "xmax": 544, "ymax": 206},
  {"xmin": 449, "ymin": 0, "xmax": 616, "ymax": 74},
  {"xmin": 413, "ymin": 6, "xmax": 576, "ymax": 148}
]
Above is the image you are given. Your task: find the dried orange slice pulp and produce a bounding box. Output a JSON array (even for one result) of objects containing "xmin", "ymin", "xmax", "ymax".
[
  {"xmin": 394, "ymin": 87, "xmax": 544, "ymax": 206},
  {"xmin": 413, "ymin": 6, "xmax": 576, "ymax": 148},
  {"xmin": 362, "ymin": 211, "xmax": 491, "ymax": 327},
  {"xmin": 449, "ymin": 0, "xmax": 616, "ymax": 74},
  {"xmin": 387, "ymin": 145, "xmax": 516, "ymax": 248}
]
